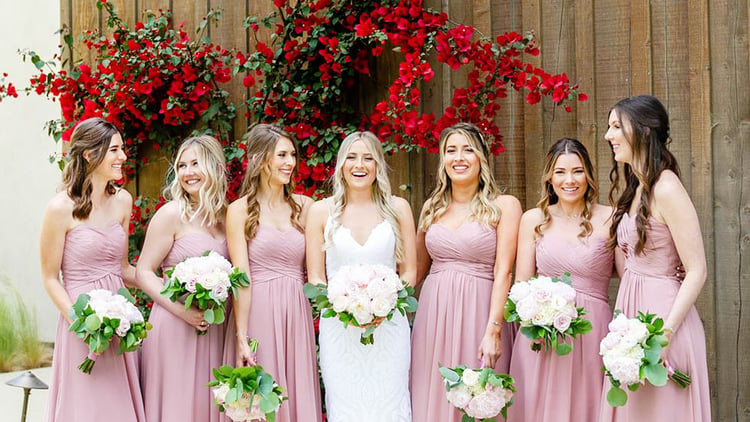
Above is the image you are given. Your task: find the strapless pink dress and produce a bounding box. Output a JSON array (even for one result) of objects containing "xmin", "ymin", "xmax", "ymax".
[
  {"xmin": 507, "ymin": 234, "xmax": 612, "ymax": 421},
  {"xmin": 46, "ymin": 222, "xmax": 145, "ymax": 422},
  {"xmin": 140, "ymin": 233, "xmax": 228, "ymax": 422},
  {"xmin": 599, "ymin": 214, "xmax": 710, "ymax": 421},
  {"xmin": 411, "ymin": 221, "xmax": 514, "ymax": 422}
]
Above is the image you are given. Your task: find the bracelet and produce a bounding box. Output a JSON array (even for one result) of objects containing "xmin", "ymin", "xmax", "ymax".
[
  {"xmin": 236, "ymin": 332, "xmax": 249, "ymax": 339},
  {"xmin": 491, "ymin": 320, "xmax": 500, "ymax": 326}
]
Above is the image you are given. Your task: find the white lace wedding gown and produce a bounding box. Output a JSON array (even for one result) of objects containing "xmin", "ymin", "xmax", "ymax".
[{"xmin": 319, "ymin": 217, "xmax": 412, "ymax": 422}]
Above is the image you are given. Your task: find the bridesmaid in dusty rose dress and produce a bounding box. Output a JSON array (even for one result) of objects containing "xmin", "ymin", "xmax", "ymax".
[
  {"xmin": 222, "ymin": 124, "xmax": 321, "ymax": 422},
  {"xmin": 599, "ymin": 95, "xmax": 710, "ymax": 421},
  {"xmin": 135, "ymin": 135, "xmax": 229, "ymax": 422},
  {"xmin": 40, "ymin": 118, "xmax": 145, "ymax": 422},
  {"xmin": 410, "ymin": 123, "xmax": 522, "ymax": 422},
  {"xmin": 506, "ymin": 138, "xmax": 614, "ymax": 422}
]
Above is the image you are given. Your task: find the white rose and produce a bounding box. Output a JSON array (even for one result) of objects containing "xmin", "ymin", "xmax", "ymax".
[
  {"xmin": 371, "ymin": 296, "xmax": 394, "ymax": 317},
  {"xmin": 212, "ymin": 383, "xmax": 230, "ymax": 405},
  {"xmin": 509, "ymin": 281, "xmax": 532, "ymax": 303},
  {"xmin": 366, "ymin": 277, "xmax": 393, "ymax": 300},
  {"xmin": 515, "ymin": 298, "xmax": 539, "ymax": 322},
  {"xmin": 461, "ymin": 369, "xmax": 480, "ymax": 387},
  {"xmin": 608, "ymin": 313, "xmax": 630, "ymax": 334},
  {"xmin": 115, "ymin": 319, "xmax": 131, "ymax": 337},
  {"xmin": 331, "ymin": 294, "xmax": 352, "ymax": 313}
]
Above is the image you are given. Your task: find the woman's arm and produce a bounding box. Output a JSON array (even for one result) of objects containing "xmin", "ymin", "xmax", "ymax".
[
  {"xmin": 652, "ymin": 171, "xmax": 707, "ymax": 334},
  {"xmin": 514, "ymin": 208, "xmax": 542, "ymax": 282},
  {"xmin": 39, "ymin": 195, "xmax": 75, "ymax": 323},
  {"xmin": 394, "ymin": 197, "xmax": 417, "ymax": 287},
  {"xmin": 305, "ymin": 200, "xmax": 329, "ymax": 286},
  {"xmin": 226, "ymin": 198, "xmax": 256, "ymax": 366},
  {"xmin": 415, "ymin": 202, "xmax": 432, "ymax": 286},
  {"xmin": 478, "ymin": 194, "xmax": 522, "ymax": 368},
  {"xmin": 134, "ymin": 202, "xmax": 207, "ymax": 331},
  {"xmin": 116, "ymin": 189, "xmax": 136, "ymax": 286}
]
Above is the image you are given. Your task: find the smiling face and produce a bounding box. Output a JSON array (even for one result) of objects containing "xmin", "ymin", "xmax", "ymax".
[
  {"xmin": 264, "ymin": 137, "xmax": 297, "ymax": 186},
  {"xmin": 605, "ymin": 109, "xmax": 634, "ymax": 164},
  {"xmin": 176, "ymin": 145, "xmax": 205, "ymax": 197},
  {"xmin": 443, "ymin": 132, "xmax": 481, "ymax": 185},
  {"xmin": 550, "ymin": 153, "xmax": 588, "ymax": 205},
  {"xmin": 91, "ymin": 133, "xmax": 127, "ymax": 181},
  {"xmin": 342, "ymin": 139, "xmax": 377, "ymax": 189}
]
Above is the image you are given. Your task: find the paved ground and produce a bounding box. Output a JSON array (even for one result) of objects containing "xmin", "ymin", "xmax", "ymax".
[{"xmin": 0, "ymin": 366, "xmax": 51, "ymax": 422}]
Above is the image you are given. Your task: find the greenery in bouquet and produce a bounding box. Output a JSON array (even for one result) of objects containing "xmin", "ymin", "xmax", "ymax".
[
  {"xmin": 439, "ymin": 364, "xmax": 515, "ymax": 421},
  {"xmin": 209, "ymin": 339, "xmax": 287, "ymax": 422},
  {"xmin": 504, "ymin": 273, "xmax": 592, "ymax": 356},
  {"xmin": 303, "ymin": 264, "xmax": 418, "ymax": 345},
  {"xmin": 68, "ymin": 287, "xmax": 152, "ymax": 374},
  {"xmin": 161, "ymin": 250, "xmax": 249, "ymax": 334},
  {"xmin": 600, "ymin": 311, "xmax": 691, "ymax": 407}
]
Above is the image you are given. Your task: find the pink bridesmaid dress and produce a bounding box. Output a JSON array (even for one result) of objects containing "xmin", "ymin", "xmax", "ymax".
[
  {"xmin": 599, "ymin": 214, "xmax": 710, "ymax": 421},
  {"xmin": 46, "ymin": 222, "xmax": 146, "ymax": 422},
  {"xmin": 222, "ymin": 226, "xmax": 322, "ymax": 422},
  {"xmin": 410, "ymin": 221, "xmax": 513, "ymax": 422},
  {"xmin": 506, "ymin": 234, "xmax": 613, "ymax": 422},
  {"xmin": 139, "ymin": 233, "xmax": 228, "ymax": 422}
]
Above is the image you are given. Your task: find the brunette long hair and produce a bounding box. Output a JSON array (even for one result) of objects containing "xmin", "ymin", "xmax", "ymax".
[
  {"xmin": 61, "ymin": 117, "xmax": 121, "ymax": 219},
  {"xmin": 607, "ymin": 95, "xmax": 680, "ymax": 253}
]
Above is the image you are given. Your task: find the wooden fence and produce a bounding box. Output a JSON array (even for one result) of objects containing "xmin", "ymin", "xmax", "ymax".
[{"xmin": 64, "ymin": 0, "xmax": 749, "ymax": 420}]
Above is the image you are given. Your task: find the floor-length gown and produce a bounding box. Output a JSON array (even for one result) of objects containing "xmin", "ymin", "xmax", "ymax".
[
  {"xmin": 222, "ymin": 226, "xmax": 321, "ymax": 422},
  {"xmin": 46, "ymin": 222, "xmax": 145, "ymax": 422},
  {"xmin": 506, "ymin": 233, "xmax": 613, "ymax": 422},
  {"xmin": 140, "ymin": 234, "xmax": 227, "ymax": 422},
  {"xmin": 318, "ymin": 218, "xmax": 412, "ymax": 422},
  {"xmin": 599, "ymin": 214, "xmax": 710, "ymax": 421},
  {"xmin": 410, "ymin": 221, "xmax": 513, "ymax": 422}
]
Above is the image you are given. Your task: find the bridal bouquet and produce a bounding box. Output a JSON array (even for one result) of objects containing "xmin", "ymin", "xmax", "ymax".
[
  {"xmin": 504, "ymin": 273, "xmax": 591, "ymax": 355},
  {"xmin": 600, "ymin": 311, "xmax": 691, "ymax": 407},
  {"xmin": 68, "ymin": 288, "xmax": 152, "ymax": 374},
  {"xmin": 161, "ymin": 250, "xmax": 249, "ymax": 334},
  {"xmin": 439, "ymin": 364, "xmax": 515, "ymax": 421},
  {"xmin": 209, "ymin": 339, "xmax": 287, "ymax": 421},
  {"xmin": 303, "ymin": 263, "xmax": 418, "ymax": 345}
]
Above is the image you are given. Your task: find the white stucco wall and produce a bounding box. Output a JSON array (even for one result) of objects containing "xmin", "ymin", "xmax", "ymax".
[{"xmin": 0, "ymin": 2, "xmax": 62, "ymax": 342}]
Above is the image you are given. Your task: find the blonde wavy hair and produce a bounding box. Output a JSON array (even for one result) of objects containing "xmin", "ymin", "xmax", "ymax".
[
  {"xmin": 164, "ymin": 135, "xmax": 227, "ymax": 227},
  {"xmin": 326, "ymin": 131, "xmax": 405, "ymax": 263},
  {"xmin": 534, "ymin": 138, "xmax": 599, "ymax": 239},
  {"xmin": 62, "ymin": 117, "xmax": 121, "ymax": 219},
  {"xmin": 239, "ymin": 124, "xmax": 302, "ymax": 240},
  {"xmin": 418, "ymin": 122, "xmax": 502, "ymax": 232}
]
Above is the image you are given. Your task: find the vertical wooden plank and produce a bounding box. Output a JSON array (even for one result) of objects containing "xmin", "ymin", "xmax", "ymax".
[
  {"xmin": 651, "ymin": 0, "xmax": 691, "ymax": 189},
  {"xmin": 171, "ymin": 0, "xmax": 208, "ymax": 41},
  {"xmin": 687, "ymin": 0, "xmax": 716, "ymax": 417},
  {"xmin": 629, "ymin": 0, "xmax": 652, "ymax": 95},
  {"xmin": 414, "ymin": 0, "xmax": 447, "ymax": 211},
  {"xmin": 593, "ymin": 0, "xmax": 630, "ymax": 204},
  {"xmin": 71, "ymin": 0, "xmax": 102, "ymax": 65},
  {"xmin": 211, "ymin": 0, "xmax": 249, "ymax": 137},
  {"xmin": 61, "ymin": 0, "xmax": 72, "ymax": 70},
  {"xmin": 521, "ymin": 0, "xmax": 544, "ymax": 210},
  {"xmin": 539, "ymin": 0, "xmax": 576, "ymax": 144},
  {"xmin": 139, "ymin": 0, "xmax": 170, "ymax": 13},
  {"xmin": 574, "ymin": 0, "xmax": 597, "ymax": 171},
  {"xmin": 490, "ymin": 0, "xmax": 526, "ymax": 203},
  {"xmin": 105, "ymin": 0, "xmax": 136, "ymax": 32},
  {"xmin": 710, "ymin": 0, "xmax": 750, "ymax": 419}
]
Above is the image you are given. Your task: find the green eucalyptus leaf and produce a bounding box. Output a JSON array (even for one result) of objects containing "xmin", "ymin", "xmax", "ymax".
[{"xmin": 607, "ymin": 386, "xmax": 628, "ymax": 407}]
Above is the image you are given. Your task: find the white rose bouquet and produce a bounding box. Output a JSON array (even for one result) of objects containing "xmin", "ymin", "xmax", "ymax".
[
  {"xmin": 161, "ymin": 250, "xmax": 249, "ymax": 335},
  {"xmin": 600, "ymin": 311, "xmax": 691, "ymax": 407},
  {"xmin": 438, "ymin": 364, "xmax": 515, "ymax": 421},
  {"xmin": 303, "ymin": 263, "xmax": 418, "ymax": 345},
  {"xmin": 504, "ymin": 273, "xmax": 592, "ymax": 355},
  {"xmin": 209, "ymin": 339, "xmax": 287, "ymax": 421},
  {"xmin": 68, "ymin": 288, "xmax": 152, "ymax": 374}
]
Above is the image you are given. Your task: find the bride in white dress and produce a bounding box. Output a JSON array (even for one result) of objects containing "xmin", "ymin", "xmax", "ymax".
[{"xmin": 306, "ymin": 131, "xmax": 417, "ymax": 422}]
